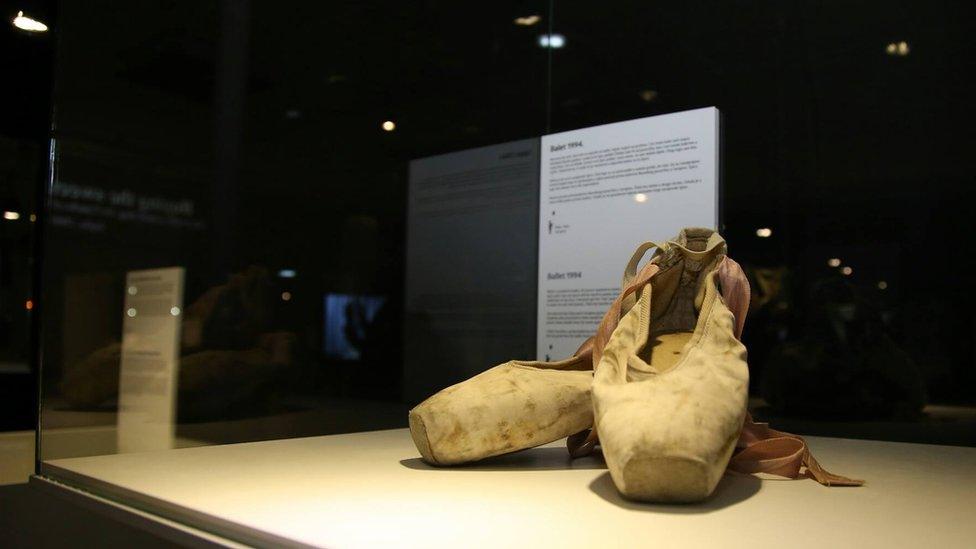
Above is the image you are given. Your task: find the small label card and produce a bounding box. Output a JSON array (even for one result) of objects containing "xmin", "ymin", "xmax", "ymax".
[{"xmin": 117, "ymin": 267, "xmax": 185, "ymax": 453}]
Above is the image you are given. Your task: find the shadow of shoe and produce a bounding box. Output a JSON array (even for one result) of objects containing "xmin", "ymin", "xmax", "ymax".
[
  {"xmin": 588, "ymin": 471, "xmax": 761, "ymax": 513},
  {"xmin": 400, "ymin": 446, "xmax": 607, "ymax": 471}
]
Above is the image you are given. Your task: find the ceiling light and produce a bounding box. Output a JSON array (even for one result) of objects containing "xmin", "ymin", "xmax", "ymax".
[
  {"xmin": 170, "ymin": 307, "xmax": 181, "ymax": 316},
  {"xmin": 639, "ymin": 89, "xmax": 658, "ymax": 103},
  {"xmin": 827, "ymin": 258, "xmax": 841, "ymax": 267},
  {"xmin": 755, "ymin": 227, "xmax": 772, "ymax": 238},
  {"xmin": 877, "ymin": 280, "xmax": 888, "ymax": 290},
  {"xmin": 126, "ymin": 308, "xmax": 137, "ymax": 318},
  {"xmin": 12, "ymin": 11, "xmax": 47, "ymax": 32},
  {"xmin": 514, "ymin": 15, "xmax": 541, "ymax": 26},
  {"xmin": 382, "ymin": 120, "xmax": 396, "ymax": 132},
  {"xmin": 281, "ymin": 291, "xmax": 292, "ymax": 301},
  {"xmin": 3, "ymin": 211, "xmax": 20, "ymax": 220},
  {"xmin": 841, "ymin": 266, "xmax": 853, "ymax": 276},
  {"xmin": 25, "ymin": 299, "xmax": 33, "ymax": 311},
  {"xmin": 886, "ymin": 41, "xmax": 909, "ymax": 56},
  {"xmin": 538, "ymin": 34, "xmax": 565, "ymax": 49},
  {"xmin": 634, "ymin": 193, "xmax": 648, "ymax": 203}
]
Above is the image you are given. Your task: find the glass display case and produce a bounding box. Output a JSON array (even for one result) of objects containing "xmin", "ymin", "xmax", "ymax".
[{"xmin": 25, "ymin": 1, "xmax": 976, "ymax": 546}]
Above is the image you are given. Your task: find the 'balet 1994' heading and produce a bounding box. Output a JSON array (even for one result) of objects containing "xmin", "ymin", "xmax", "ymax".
[
  {"xmin": 547, "ymin": 271, "xmax": 582, "ymax": 280},
  {"xmin": 549, "ymin": 141, "xmax": 583, "ymax": 152}
]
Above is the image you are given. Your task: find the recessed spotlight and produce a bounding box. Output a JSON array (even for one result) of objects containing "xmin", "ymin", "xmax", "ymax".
[
  {"xmin": 170, "ymin": 306, "xmax": 181, "ymax": 316},
  {"xmin": 382, "ymin": 120, "xmax": 396, "ymax": 132},
  {"xmin": 277, "ymin": 269, "xmax": 297, "ymax": 279},
  {"xmin": 281, "ymin": 291, "xmax": 292, "ymax": 301},
  {"xmin": 126, "ymin": 308, "xmax": 137, "ymax": 318},
  {"xmin": 886, "ymin": 41, "xmax": 909, "ymax": 56},
  {"xmin": 841, "ymin": 266, "xmax": 853, "ymax": 276},
  {"xmin": 827, "ymin": 258, "xmax": 842, "ymax": 268},
  {"xmin": 514, "ymin": 15, "xmax": 541, "ymax": 26},
  {"xmin": 25, "ymin": 299, "xmax": 33, "ymax": 311},
  {"xmin": 877, "ymin": 280, "xmax": 888, "ymax": 290},
  {"xmin": 634, "ymin": 193, "xmax": 648, "ymax": 203},
  {"xmin": 3, "ymin": 211, "xmax": 20, "ymax": 220},
  {"xmin": 538, "ymin": 34, "xmax": 565, "ymax": 49},
  {"xmin": 755, "ymin": 227, "xmax": 772, "ymax": 238},
  {"xmin": 12, "ymin": 11, "xmax": 47, "ymax": 32},
  {"xmin": 639, "ymin": 89, "xmax": 658, "ymax": 103}
]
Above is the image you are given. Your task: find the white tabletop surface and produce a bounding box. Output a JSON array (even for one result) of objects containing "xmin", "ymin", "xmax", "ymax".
[{"xmin": 42, "ymin": 428, "xmax": 976, "ymax": 548}]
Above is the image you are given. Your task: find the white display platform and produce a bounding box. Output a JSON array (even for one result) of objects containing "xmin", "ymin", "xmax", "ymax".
[{"xmin": 39, "ymin": 429, "xmax": 976, "ymax": 548}]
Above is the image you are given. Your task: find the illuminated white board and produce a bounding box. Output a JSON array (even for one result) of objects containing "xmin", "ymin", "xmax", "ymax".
[{"xmin": 537, "ymin": 108, "xmax": 720, "ymax": 360}]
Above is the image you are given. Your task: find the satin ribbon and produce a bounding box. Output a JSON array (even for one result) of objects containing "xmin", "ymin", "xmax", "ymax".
[
  {"xmin": 719, "ymin": 257, "xmax": 863, "ymax": 486},
  {"xmin": 729, "ymin": 415, "xmax": 863, "ymax": 486}
]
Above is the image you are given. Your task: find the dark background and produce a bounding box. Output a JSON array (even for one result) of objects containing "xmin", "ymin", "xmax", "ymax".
[{"xmin": 1, "ymin": 1, "xmax": 974, "ymax": 449}]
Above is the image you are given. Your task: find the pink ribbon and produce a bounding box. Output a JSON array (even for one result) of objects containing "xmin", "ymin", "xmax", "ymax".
[{"xmin": 718, "ymin": 257, "xmax": 863, "ymax": 487}]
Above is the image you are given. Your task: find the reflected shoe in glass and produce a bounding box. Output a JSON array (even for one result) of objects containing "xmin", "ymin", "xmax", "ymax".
[
  {"xmin": 408, "ymin": 240, "xmax": 665, "ymax": 466},
  {"xmin": 589, "ymin": 228, "xmax": 860, "ymax": 502}
]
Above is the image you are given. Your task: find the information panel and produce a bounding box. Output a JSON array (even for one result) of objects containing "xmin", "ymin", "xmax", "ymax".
[
  {"xmin": 537, "ymin": 108, "xmax": 720, "ymax": 360},
  {"xmin": 117, "ymin": 267, "xmax": 184, "ymax": 453}
]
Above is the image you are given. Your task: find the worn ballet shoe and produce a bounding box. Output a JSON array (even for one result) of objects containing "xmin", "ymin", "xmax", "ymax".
[
  {"xmin": 408, "ymin": 240, "xmax": 666, "ymax": 466},
  {"xmin": 589, "ymin": 228, "xmax": 861, "ymax": 502},
  {"xmin": 592, "ymin": 228, "xmax": 749, "ymax": 502},
  {"xmin": 408, "ymin": 350, "xmax": 595, "ymax": 465}
]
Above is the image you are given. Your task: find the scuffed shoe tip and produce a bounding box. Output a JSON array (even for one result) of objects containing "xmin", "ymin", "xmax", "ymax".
[
  {"xmin": 617, "ymin": 455, "xmax": 712, "ymax": 503},
  {"xmin": 408, "ymin": 410, "xmax": 439, "ymax": 465},
  {"xmin": 405, "ymin": 357, "xmax": 594, "ymax": 465}
]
